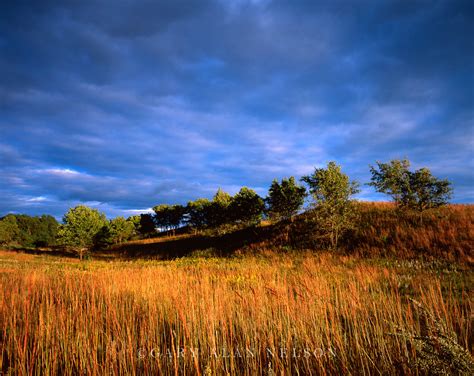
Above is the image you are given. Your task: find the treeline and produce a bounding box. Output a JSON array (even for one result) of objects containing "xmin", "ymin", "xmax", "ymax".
[
  {"xmin": 0, "ymin": 159, "xmax": 453, "ymax": 257},
  {"xmin": 153, "ymin": 181, "xmax": 303, "ymax": 233},
  {"xmin": 0, "ymin": 214, "xmax": 58, "ymax": 248}
]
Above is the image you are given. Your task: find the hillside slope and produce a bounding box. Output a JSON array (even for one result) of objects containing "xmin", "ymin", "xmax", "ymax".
[{"xmin": 108, "ymin": 203, "xmax": 473, "ymax": 264}]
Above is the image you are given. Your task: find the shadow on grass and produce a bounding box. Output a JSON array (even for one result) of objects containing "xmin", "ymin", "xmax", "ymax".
[
  {"xmin": 105, "ymin": 224, "xmax": 277, "ymax": 260},
  {"xmin": 2, "ymin": 246, "xmax": 79, "ymax": 258}
]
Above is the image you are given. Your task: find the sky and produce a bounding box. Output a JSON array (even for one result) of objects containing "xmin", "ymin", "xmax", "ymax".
[{"xmin": 1, "ymin": 0, "xmax": 473, "ymax": 219}]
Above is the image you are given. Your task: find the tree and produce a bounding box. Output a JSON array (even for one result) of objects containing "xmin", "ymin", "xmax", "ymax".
[
  {"xmin": 229, "ymin": 187, "xmax": 264, "ymax": 226},
  {"xmin": 208, "ymin": 188, "xmax": 233, "ymax": 228},
  {"xmin": 57, "ymin": 205, "xmax": 108, "ymax": 260},
  {"xmin": 369, "ymin": 159, "xmax": 452, "ymax": 213},
  {"xmin": 101, "ymin": 216, "xmax": 135, "ymax": 245},
  {"xmin": 0, "ymin": 215, "xmax": 20, "ymax": 246},
  {"xmin": 127, "ymin": 215, "xmax": 142, "ymax": 236},
  {"xmin": 169, "ymin": 205, "xmax": 186, "ymax": 232},
  {"xmin": 301, "ymin": 162, "xmax": 360, "ymax": 249},
  {"xmin": 265, "ymin": 177, "xmax": 306, "ymax": 221},
  {"xmin": 139, "ymin": 214, "xmax": 156, "ymax": 237},
  {"xmin": 153, "ymin": 204, "xmax": 186, "ymax": 233},
  {"xmin": 35, "ymin": 215, "xmax": 59, "ymax": 247},
  {"xmin": 127, "ymin": 214, "xmax": 157, "ymax": 238},
  {"xmin": 186, "ymin": 198, "xmax": 211, "ymax": 231}
]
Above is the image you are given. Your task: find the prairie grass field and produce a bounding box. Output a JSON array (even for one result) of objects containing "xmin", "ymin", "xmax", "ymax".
[
  {"xmin": 2, "ymin": 0, "xmax": 473, "ymax": 373},
  {"xmin": 1, "ymin": 249, "xmax": 472, "ymax": 375}
]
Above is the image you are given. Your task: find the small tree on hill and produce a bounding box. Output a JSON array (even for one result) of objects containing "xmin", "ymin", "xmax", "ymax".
[
  {"xmin": 229, "ymin": 187, "xmax": 264, "ymax": 226},
  {"xmin": 153, "ymin": 204, "xmax": 186, "ymax": 234},
  {"xmin": 302, "ymin": 162, "xmax": 360, "ymax": 250},
  {"xmin": 186, "ymin": 198, "xmax": 211, "ymax": 231},
  {"xmin": 265, "ymin": 177, "xmax": 307, "ymax": 222},
  {"xmin": 57, "ymin": 205, "xmax": 108, "ymax": 260},
  {"xmin": 208, "ymin": 188, "xmax": 233, "ymax": 228},
  {"xmin": 127, "ymin": 215, "xmax": 141, "ymax": 235},
  {"xmin": 369, "ymin": 159, "xmax": 452, "ymax": 214},
  {"xmin": 153, "ymin": 204, "xmax": 172, "ymax": 231},
  {"xmin": 139, "ymin": 214, "xmax": 156, "ymax": 237},
  {"xmin": 168, "ymin": 205, "xmax": 186, "ymax": 234},
  {"xmin": 127, "ymin": 214, "xmax": 156, "ymax": 238}
]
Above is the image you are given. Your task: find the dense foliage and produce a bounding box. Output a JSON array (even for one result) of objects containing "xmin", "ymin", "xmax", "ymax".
[
  {"xmin": 266, "ymin": 177, "xmax": 307, "ymax": 221},
  {"xmin": 182, "ymin": 187, "xmax": 265, "ymax": 231},
  {"xmin": 57, "ymin": 205, "xmax": 108, "ymax": 259},
  {"xmin": 229, "ymin": 187, "xmax": 265, "ymax": 226},
  {"xmin": 99, "ymin": 216, "xmax": 136, "ymax": 246},
  {"xmin": 153, "ymin": 204, "xmax": 186, "ymax": 232},
  {"xmin": 302, "ymin": 162, "xmax": 360, "ymax": 249},
  {"xmin": 0, "ymin": 214, "xmax": 58, "ymax": 247},
  {"xmin": 207, "ymin": 189, "xmax": 233, "ymax": 228},
  {"xmin": 369, "ymin": 159, "xmax": 453, "ymax": 213}
]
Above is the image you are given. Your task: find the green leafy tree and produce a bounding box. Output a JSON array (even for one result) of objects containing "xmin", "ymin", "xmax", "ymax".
[
  {"xmin": 104, "ymin": 216, "xmax": 135, "ymax": 245},
  {"xmin": 126, "ymin": 214, "xmax": 156, "ymax": 237},
  {"xmin": 265, "ymin": 177, "xmax": 307, "ymax": 221},
  {"xmin": 0, "ymin": 214, "xmax": 58, "ymax": 248},
  {"xmin": 369, "ymin": 159, "xmax": 452, "ymax": 213},
  {"xmin": 127, "ymin": 215, "xmax": 142, "ymax": 236},
  {"xmin": 153, "ymin": 205, "xmax": 171, "ymax": 231},
  {"xmin": 57, "ymin": 205, "xmax": 108, "ymax": 260},
  {"xmin": 186, "ymin": 198, "xmax": 211, "ymax": 231},
  {"xmin": 0, "ymin": 215, "xmax": 20, "ymax": 246},
  {"xmin": 208, "ymin": 188, "xmax": 233, "ymax": 228},
  {"xmin": 302, "ymin": 161, "xmax": 360, "ymax": 249},
  {"xmin": 153, "ymin": 204, "xmax": 186, "ymax": 233},
  {"xmin": 229, "ymin": 187, "xmax": 264, "ymax": 226},
  {"xmin": 32, "ymin": 215, "xmax": 59, "ymax": 247},
  {"xmin": 138, "ymin": 214, "xmax": 156, "ymax": 237},
  {"xmin": 10, "ymin": 214, "xmax": 34, "ymax": 246},
  {"xmin": 169, "ymin": 205, "xmax": 186, "ymax": 232}
]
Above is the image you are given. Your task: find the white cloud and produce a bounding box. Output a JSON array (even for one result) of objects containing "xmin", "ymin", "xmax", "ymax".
[
  {"xmin": 42, "ymin": 168, "xmax": 83, "ymax": 177},
  {"xmin": 26, "ymin": 196, "xmax": 48, "ymax": 202}
]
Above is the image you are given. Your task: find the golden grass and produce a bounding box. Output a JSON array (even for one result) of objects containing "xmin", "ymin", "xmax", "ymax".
[
  {"xmin": 1, "ymin": 250, "xmax": 472, "ymax": 375},
  {"xmin": 105, "ymin": 204, "xmax": 474, "ymax": 266},
  {"xmin": 349, "ymin": 203, "xmax": 474, "ymax": 263}
]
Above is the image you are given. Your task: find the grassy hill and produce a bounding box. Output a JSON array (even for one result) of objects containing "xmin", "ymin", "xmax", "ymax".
[{"xmin": 105, "ymin": 203, "xmax": 473, "ymax": 264}]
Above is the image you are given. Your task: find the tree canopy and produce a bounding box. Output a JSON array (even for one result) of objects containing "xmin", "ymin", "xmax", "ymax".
[
  {"xmin": 153, "ymin": 204, "xmax": 186, "ymax": 232},
  {"xmin": 0, "ymin": 214, "xmax": 58, "ymax": 247},
  {"xmin": 100, "ymin": 216, "xmax": 135, "ymax": 245},
  {"xmin": 229, "ymin": 187, "xmax": 265, "ymax": 226},
  {"xmin": 266, "ymin": 177, "xmax": 306, "ymax": 221},
  {"xmin": 186, "ymin": 198, "xmax": 211, "ymax": 230},
  {"xmin": 57, "ymin": 205, "xmax": 108, "ymax": 259},
  {"xmin": 302, "ymin": 162, "xmax": 360, "ymax": 249},
  {"xmin": 207, "ymin": 188, "xmax": 233, "ymax": 228},
  {"xmin": 369, "ymin": 159, "xmax": 452, "ymax": 212}
]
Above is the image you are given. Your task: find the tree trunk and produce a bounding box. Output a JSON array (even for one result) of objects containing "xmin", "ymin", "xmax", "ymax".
[{"xmin": 78, "ymin": 247, "xmax": 87, "ymax": 261}]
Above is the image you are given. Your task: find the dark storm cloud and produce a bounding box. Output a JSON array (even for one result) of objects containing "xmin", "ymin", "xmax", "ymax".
[{"xmin": 1, "ymin": 0, "xmax": 472, "ymax": 218}]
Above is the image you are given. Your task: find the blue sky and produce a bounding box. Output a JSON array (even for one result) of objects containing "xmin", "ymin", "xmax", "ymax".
[{"xmin": 1, "ymin": 0, "xmax": 473, "ymax": 218}]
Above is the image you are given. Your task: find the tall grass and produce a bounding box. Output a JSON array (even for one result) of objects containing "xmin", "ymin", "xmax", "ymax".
[
  {"xmin": 269, "ymin": 203, "xmax": 474, "ymax": 264},
  {"xmin": 1, "ymin": 251, "xmax": 472, "ymax": 375},
  {"xmin": 349, "ymin": 203, "xmax": 474, "ymax": 262}
]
